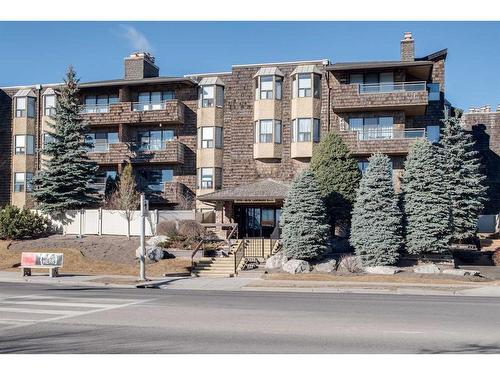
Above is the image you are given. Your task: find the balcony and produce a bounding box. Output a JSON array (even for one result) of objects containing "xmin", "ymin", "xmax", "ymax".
[
  {"xmin": 80, "ymin": 100, "xmax": 185, "ymax": 125},
  {"xmin": 338, "ymin": 128, "xmax": 426, "ymax": 155},
  {"xmin": 332, "ymin": 81, "xmax": 428, "ymax": 115},
  {"xmin": 87, "ymin": 140, "xmax": 185, "ymax": 165}
]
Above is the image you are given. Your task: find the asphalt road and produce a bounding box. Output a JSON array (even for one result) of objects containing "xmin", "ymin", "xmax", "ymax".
[{"xmin": 0, "ymin": 282, "xmax": 499, "ymax": 354}]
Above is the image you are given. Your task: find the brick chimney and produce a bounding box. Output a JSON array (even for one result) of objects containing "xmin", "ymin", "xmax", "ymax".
[
  {"xmin": 400, "ymin": 32, "xmax": 415, "ymax": 62},
  {"xmin": 124, "ymin": 52, "xmax": 159, "ymax": 80}
]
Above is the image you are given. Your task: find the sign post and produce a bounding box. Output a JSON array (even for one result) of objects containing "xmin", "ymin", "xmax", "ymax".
[{"xmin": 139, "ymin": 193, "xmax": 148, "ymax": 281}]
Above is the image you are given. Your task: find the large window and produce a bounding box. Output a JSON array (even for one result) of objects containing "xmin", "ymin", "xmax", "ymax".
[
  {"xmin": 198, "ymin": 126, "xmax": 223, "ymax": 149},
  {"xmin": 83, "ymin": 94, "xmax": 118, "ymax": 113},
  {"xmin": 44, "ymin": 95, "xmax": 56, "ymax": 116},
  {"xmin": 427, "ymin": 125, "xmax": 440, "ymax": 143},
  {"xmin": 292, "ymin": 118, "xmax": 320, "ymax": 142},
  {"xmin": 42, "ymin": 133, "xmax": 55, "ymax": 149},
  {"xmin": 350, "ymin": 72, "xmax": 395, "ymax": 93},
  {"xmin": 199, "ymin": 85, "xmax": 224, "ymax": 108},
  {"xmin": 138, "ymin": 169, "xmax": 173, "ymax": 192},
  {"xmin": 358, "ymin": 160, "xmax": 369, "ymax": 175},
  {"xmin": 293, "ymin": 73, "xmax": 321, "ymax": 99},
  {"xmin": 87, "ymin": 131, "xmax": 119, "ymax": 152},
  {"xmin": 137, "ymin": 130, "xmax": 174, "ymax": 151},
  {"xmin": 255, "ymin": 75, "xmax": 283, "ymax": 100},
  {"xmin": 428, "ymin": 83, "xmax": 440, "ymax": 101},
  {"xmin": 254, "ymin": 120, "xmax": 281, "ymax": 144},
  {"xmin": 15, "ymin": 135, "xmax": 34, "ymax": 155},
  {"xmin": 15, "ymin": 97, "xmax": 35, "ymax": 118},
  {"xmin": 348, "ymin": 116, "xmax": 394, "ymax": 140},
  {"xmin": 134, "ymin": 91, "xmax": 174, "ymax": 111},
  {"xmin": 14, "ymin": 172, "xmax": 33, "ymax": 193}
]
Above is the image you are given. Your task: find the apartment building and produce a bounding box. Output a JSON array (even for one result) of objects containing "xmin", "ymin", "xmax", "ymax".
[{"xmin": 0, "ymin": 32, "xmax": 454, "ymax": 239}]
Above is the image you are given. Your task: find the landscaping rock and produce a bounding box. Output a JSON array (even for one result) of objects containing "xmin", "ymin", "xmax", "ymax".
[
  {"xmin": 313, "ymin": 259, "xmax": 337, "ymax": 273},
  {"xmin": 265, "ymin": 251, "xmax": 288, "ymax": 270},
  {"xmin": 147, "ymin": 235, "xmax": 169, "ymax": 247},
  {"xmin": 282, "ymin": 259, "xmax": 310, "ymax": 274},
  {"xmin": 135, "ymin": 246, "xmax": 165, "ymax": 263},
  {"xmin": 364, "ymin": 266, "xmax": 402, "ymax": 275},
  {"xmin": 442, "ymin": 269, "xmax": 481, "ymax": 277},
  {"xmin": 338, "ymin": 255, "xmax": 363, "ymax": 273},
  {"xmin": 414, "ymin": 263, "xmax": 441, "ymax": 274}
]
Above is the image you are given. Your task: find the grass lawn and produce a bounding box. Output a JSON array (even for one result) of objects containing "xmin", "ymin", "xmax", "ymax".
[{"xmin": 0, "ymin": 240, "xmax": 190, "ymax": 278}]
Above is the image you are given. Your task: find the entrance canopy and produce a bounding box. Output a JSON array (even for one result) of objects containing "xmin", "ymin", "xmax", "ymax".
[{"xmin": 198, "ymin": 178, "xmax": 289, "ymax": 203}]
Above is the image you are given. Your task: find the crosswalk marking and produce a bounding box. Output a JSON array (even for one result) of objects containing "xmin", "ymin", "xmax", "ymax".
[{"xmin": 0, "ymin": 294, "xmax": 152, "ymax": 332}]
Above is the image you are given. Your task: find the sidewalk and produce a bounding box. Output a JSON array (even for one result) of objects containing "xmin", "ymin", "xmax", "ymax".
[{"xmin": 1, "ymin": 270, "xmax": 499, "ymax": 297}]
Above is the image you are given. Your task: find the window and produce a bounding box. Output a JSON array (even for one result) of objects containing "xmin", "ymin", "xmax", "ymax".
[
  {"xmin": 428, "ymin": 83, "xmax": 440, "ymax": 101},
  {"xmin": 275, "ymin": 77, "xmax": 283, "ymax": 100},
  {"xmin": 136, "ymin": 91, "xmax": 174, "ymax": 111},
  {"xmin": 313, "ymin": 119, "xmax": 320, "ymax": 142},
  {"xmin": 215, "ymin": 127, "xmax": 223, "ymax": 148},
  {"xmin": 15, "ymin": 135, "xmax": 34, "ymax": 155},
  {"xmin": 297, "ymin": 73, "xmax": 312, "ymax": 97},
  {"xmin": 259, "ymin": 120, "xmax": 273, "ymax": 143},
  {"xmin": 348, "ymin": 116, "xmax": 394, "ymax": 140},
  {"xmin": 274, "ymin": 121, "xmax": 282, "ymax": 144},
  {"xmin": 138, "ymin": 169, "xmax": 173, "ymax": 192},
  {"xmin": 138, "ymin": 130, "xmax": 174, "ymax": 150},
  {"xmin": 260, "ymin": 76, "xmax": 273, "ymax": 99},
  {"xmin": 15, "ymin": 97, "xmax": 35, "ymax": 118},
  {"xmin": 358, "ymin": 160, "xmax": 369, "ymax": 175},
  {"xmin": 200, "ymin": 127, "xmax": 214, "ymax": 148},
  {"xmin": 313, "ymin": 74, "xmax": 321, "ymax": 98},
  {"xmin": 261, "ymin": 209, "xmax": 275, "ymax": 227},
  {"xmin": 84, "ymin": 94, "xmax": 117, "ymax": 113},
  {"xmin": 201, "ymin": 86, "xmax": 214, "ymax": 108},
  {"xmin": 44, "ymin": 95, "xmax": 56, "ymax": 116},
  {"xmin": 350, "ymin": 72, "xmax": 395, "ymax": 93},
  {"xmin": 293, "ymin": 118, "xmax": 311, "ymax": 142},
  {"xmin": 14, "ymin": 172, "xmax": 32, "ymax": 192},
  {"xmin": 200, "ymin": 167, "xmax": 214, "ymax": 189},
  {"xmin": 42, "ymin": 133, "xmax": 55, "ymax": 149},
  {"xmin": 427, "ymin": 125, "xmax": 440, "ymax": 143}
]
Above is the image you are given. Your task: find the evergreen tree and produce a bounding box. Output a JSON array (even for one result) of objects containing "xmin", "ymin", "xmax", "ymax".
[
  {"xmin": 401, "ymin": 139, "xmax": 451, "ymax": 254},
  {"xmin": 350, "ymin": 153, "xmax": 402, "ymax": 266},
  {"xmin": 310, "ymin": 131, "xmax": 361, "ymax": 233},
  {"xmin": 440, "ymin": 110, "xmax": 487, "ymax": 242},
  {"xmin": 31, "ymin": 66, "xmax": 99, "ymax": 215},
  {"xmin": 280, "ymin": 169, "xmax": 330, "ymax": 260}
]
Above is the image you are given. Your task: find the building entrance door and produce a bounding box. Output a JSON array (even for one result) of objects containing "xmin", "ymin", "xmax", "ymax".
[{"xmin": 234, "ymin": 205, "xmax": 281, "ymax": 238}]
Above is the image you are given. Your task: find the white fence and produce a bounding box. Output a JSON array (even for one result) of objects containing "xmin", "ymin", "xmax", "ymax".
[{"xmin": 45, "ymin": 209, "xmax": 194, "ymax": 237}]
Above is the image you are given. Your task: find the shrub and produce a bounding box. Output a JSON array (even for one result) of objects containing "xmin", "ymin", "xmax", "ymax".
[
  {"xmin": 178, "ymin": 220, "xmax": 205, "ymax": 241},
  {"xmin": 156, "ymin": 220, "xmax": 178, "ymax": 237},
  {"xmin": 492, "ymin": 248, "xmax": 500, "ymax": 266},
  {"xmin": 0, "ymin": 205, "xmax": 53, "ymax": 240}
]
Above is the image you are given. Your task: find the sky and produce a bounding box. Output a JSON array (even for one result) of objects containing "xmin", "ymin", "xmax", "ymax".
[{"xmin": 0, "ymin": 21, "xmax": 498, "ymax": 110}]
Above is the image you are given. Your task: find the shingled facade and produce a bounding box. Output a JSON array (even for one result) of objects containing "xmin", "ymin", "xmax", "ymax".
[{"xmin": 0, "ymin": 32, "xmax": 470, "ymax": 239}]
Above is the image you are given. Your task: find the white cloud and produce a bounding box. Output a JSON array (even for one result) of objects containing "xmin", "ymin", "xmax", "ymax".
[{"xmin": 118, "ymin": 25, "xmax": 153, "ymax": 53}]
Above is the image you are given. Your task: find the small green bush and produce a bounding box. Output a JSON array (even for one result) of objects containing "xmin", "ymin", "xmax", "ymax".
[
  {"xmin": 156, "ymin": 220, "xmax": 178, "ymax": 237},
  {"xmin": 178, "ymin": 220, "xmax": 205, "ymax": 241},
  {"xmin": 0, "ymin": 205, "xmax": 53, "ymax": 240}
]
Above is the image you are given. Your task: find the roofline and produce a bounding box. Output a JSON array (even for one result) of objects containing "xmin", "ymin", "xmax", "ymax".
[
  {"xmin": 1, "ymin": 83, "xmax": 63, "ymax": 90},
  {"xmin": 78, "ymin": 76, "xmax": 197, "ymax": 88},
  {"xmin": 232, "ymin": 59, "xmax": 330, "ymax": 68},
  {"xmin": 184, "ymin": 71, "xmax": 232, "ymax": 78},
  {"xmin": 326, "ymin": 60, "xmax": 433, "ymax": 71},
  {"xmin": 416, "ymin": 48, "xmax": 448, "ymax": 62}
]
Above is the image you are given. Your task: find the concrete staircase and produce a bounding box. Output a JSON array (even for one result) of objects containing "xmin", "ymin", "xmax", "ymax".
[
  {"xmin": 480, "ymin": 238, "xmax": 500, "ymax": 251},
  {"xmin": 191, "ymin": 240, "xmax": 244, "ymax": 277}
]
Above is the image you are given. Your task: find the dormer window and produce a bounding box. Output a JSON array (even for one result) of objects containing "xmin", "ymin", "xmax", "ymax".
[{"xmin": 292, "ymin": 70, "xmax": 321, "ymax": 99}]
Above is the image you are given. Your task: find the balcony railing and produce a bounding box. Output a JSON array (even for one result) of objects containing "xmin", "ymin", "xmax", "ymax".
[
  {"xmin": 132, "ymin": 101, "xmax": 169, "ymax": 112},
  {"xmin": 81, "ymin": 104, "xmax": 110, "ymax": 114},
  {"xmin": 88, "ymin": 142, "xmax": 112, "ymax": 152},
  {"xmin": 350, "ymin": 128, "xmax": 426, "ymax": 141},
  {"xmin": 358, "ymin": 81, "xmax": 427, "ymax": 94},
  {"xmin": 137, "ymin": 139, "xmax": 175, "ymax": 151}
]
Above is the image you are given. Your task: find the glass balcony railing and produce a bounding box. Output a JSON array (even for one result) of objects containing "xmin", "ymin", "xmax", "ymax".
[
  {"xmin": 136, "ymin": 140, "xmax": 174, "ymax": 151},
  {"xmin": 88, "ymin": 142, "xmax": 110, "ymax": 152},
  {"xmin": 81, "ymin": 104, "xmax": 110, "ymax": 114},
  {"xmin": 349, "ymin": 128, "xmax": 426, "ymax": 141},
  {"xmin": 132, "ymin": 101, "xmax": 168, "ymax": 112},
  {"xmin": 358, "ymin": 81, "xmax": 427, "ymax": 94}
]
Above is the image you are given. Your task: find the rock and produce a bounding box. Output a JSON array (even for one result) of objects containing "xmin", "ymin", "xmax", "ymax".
[
  {"xmin": 313, "ymin": 259, "xmax": 337, "ymax": 273},
  {"xmin": 364, "ymin": 266, "xmax": 402, "ymax": 275},
  {"xmin": 442, "ymin": 269, "xmax": 481, "ymax": 277},
  {"xmin": 282, "ymin": 259, "xmax": 310, "ymax": 274},
  {"xmin": 265, "ymin": 251, "xmax": 288, "ymax": 269},
  {"xmin": 135, "ymin": 246, "xmax": 165, "ymax": 263},
  {"xmin": 147, "ymin": 235, "xmax": 169, "ymax": 247},
  {"xmin": 414, "ymin": 263, "xmax": 441, "ymax": 274},
  {"xmin": 338, "ymin": 255, "xmax": 363, "ymax": 273}
]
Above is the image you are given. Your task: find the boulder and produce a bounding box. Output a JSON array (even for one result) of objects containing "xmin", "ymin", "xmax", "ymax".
[
  {"xmin": 442, "ymin": 269, "xmax": 481, "ymax": 277},
  {"xmin": 265, "ymin": 251, "xmax": 288, "ymax": 270},
  {"xmin": 364, "ymin": 266, "xmax": 402, "ymax": 275},
  {"xmin": 135, "ymin": 246, "xmax": 165, "ymax": 263},
  {"xmin": 414, "ymin": 263, "xmax": 441, "ymax": 274},
  {"xmin": 147, "ymin": 235, "xmax": 169, "ymax": 247},
  {"xmin": 282, "ymin": 259, "xmax": 310, "ymax": 274},
  {"xmin": 337, "ymin": 255, "xmax": 363, "ymax": 273},
  {"xmin": 313, "ymin": 259, "xmax": 337, "ymax": 273}
]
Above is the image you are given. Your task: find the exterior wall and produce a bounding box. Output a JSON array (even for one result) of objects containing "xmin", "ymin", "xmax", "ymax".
[
  {"xmin": 0, "ymin": 89, "xmax": 14, "ymax": 206},
  {"xmin": 462, "ymin": 110, "xmax": 500, "ymax": 215}
]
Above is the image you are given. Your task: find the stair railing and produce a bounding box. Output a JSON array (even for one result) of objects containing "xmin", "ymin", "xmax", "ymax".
[
  {"xmin": 190, "ymin": 240, "xmax": 204, "ymax": 274},
  {"xmin": 233, "ymin": 240, "xmax": 245, "ymax": 275}
]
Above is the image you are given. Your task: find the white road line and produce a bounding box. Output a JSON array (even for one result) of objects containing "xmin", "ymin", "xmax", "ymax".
[
  {"xmin": 2, "ymin": 300, "xmax": 119, "ymax": 309},
  {"xmin": 0, "ymin": 307, "xmax": 80, "ymax": 315}
]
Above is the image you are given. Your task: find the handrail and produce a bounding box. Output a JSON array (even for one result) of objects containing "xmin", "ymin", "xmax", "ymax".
[
  {"xmin": 271, "ymin": 240, "xmax": 282, "ymax": 255},
  {"xmin": 81, "ymin": 104, "xmax": 110, "ymax": 114},
  {"xmin": 190, "ymin": 240, "xmax": 204, "ymax": 273},
  {"xmin": 358, "ymin": 81, "xmax": 427, "ymax": 94},
  {"xmin": 233, "ymin": 240, "xmax": 245, "ymax": 275}
]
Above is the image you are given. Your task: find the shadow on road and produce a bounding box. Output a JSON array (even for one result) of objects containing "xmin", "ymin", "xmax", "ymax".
[{"xmin": 420, "ymin": 343, "xmax": 500, "ymax": 354}]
